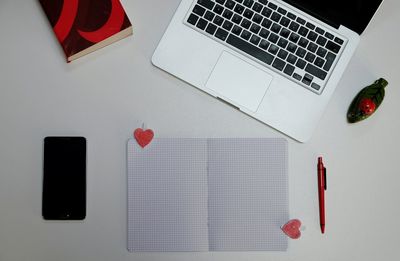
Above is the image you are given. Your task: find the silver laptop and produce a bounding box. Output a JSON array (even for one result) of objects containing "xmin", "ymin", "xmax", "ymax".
[{"xmin": 152, "ymin": 0, "xmax": 383, "ymax": 142}]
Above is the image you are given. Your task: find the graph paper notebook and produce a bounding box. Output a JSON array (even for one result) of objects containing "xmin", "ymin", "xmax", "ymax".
[{"xmin": 127, "ymin": 138, "xmax": 288, "ymax": 252}]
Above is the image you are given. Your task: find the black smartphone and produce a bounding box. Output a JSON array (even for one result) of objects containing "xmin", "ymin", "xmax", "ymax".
[{"xmin": 42, "ymin": 137, "xmax": 86, "ymax": 220}]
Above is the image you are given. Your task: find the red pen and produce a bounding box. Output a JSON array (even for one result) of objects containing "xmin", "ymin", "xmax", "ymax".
[{"xmin": 317, "ymin": 157, "xmax": 327, "ymax": 234}]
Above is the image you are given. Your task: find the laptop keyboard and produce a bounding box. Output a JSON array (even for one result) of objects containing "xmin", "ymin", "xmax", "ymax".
[{"xmin": 185, "ymin": 0, "xmax": 346, "ymax": 94}]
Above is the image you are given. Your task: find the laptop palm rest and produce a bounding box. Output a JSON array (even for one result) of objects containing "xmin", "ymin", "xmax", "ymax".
[{"xmin": 205, "ymin": 51, "xmax": 273, "ymax": 112}]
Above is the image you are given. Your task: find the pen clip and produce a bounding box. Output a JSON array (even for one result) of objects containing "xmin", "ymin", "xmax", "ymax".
[{"xmin": 324, "ymin": 167, "xmax": 327, "ymax": 190}]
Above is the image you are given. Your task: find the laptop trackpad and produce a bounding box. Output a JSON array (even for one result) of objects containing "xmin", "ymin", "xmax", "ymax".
[{"xmin": 205, "ymin": 52, "xmax": 273, "ymax": 112}]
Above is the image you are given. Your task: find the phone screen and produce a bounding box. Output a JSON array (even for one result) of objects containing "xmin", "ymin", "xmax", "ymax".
[{"xmin": 42, "ymin": 137, "xmax": 86, "ymax": 220}]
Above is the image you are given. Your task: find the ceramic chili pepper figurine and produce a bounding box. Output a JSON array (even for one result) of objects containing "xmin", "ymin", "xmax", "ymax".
[{"xmin": 347, "ymin": 78, "xmax": 388, "ymax": 123}]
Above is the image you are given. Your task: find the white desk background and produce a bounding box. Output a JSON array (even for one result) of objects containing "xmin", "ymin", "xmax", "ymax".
[{"xmin": 1, "ymin": 1, "xmax": 399, "ymax": 261}]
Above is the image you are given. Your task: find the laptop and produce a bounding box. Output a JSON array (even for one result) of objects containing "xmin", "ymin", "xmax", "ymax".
[{"xmin": 152, "ymin": 0, "xmax": 383, "ymax": 142}]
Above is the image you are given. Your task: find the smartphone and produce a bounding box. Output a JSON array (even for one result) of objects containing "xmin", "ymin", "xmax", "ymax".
[{"xmin": 42, "ymin": 137, "xmax": 86, "ymax": 220}]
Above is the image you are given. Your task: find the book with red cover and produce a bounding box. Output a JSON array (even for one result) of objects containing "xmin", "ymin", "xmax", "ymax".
[{"xmin": 39, "ymin": 0, "xmax": 132, "ymax": 62}]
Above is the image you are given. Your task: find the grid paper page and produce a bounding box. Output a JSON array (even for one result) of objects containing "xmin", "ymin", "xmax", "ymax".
[
  {"xmin": 127, "ymin": 138, "xmax": 209, "ymax": 252},
  {"xmin": 207, "ymin": 138, "xmax": 288, "ymax": 251}
]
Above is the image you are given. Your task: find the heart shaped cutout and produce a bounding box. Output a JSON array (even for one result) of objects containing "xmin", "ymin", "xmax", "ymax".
[
  {"xmin": 281, "ymin": 219, "xmax": 302, "ymax": 239},
  {"xmin": 134, "ymin": 128, "xmax": 154, "ymax": 148}
]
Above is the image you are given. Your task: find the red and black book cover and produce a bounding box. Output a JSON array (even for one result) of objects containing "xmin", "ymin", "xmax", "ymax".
[{"xmin": 39, "ymin": 0, "xmax": 132, "ymax": 62}]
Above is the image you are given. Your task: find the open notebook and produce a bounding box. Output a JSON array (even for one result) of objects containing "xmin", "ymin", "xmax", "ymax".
[{"xmin": 127, "ymin": 138, "xmax": 288, "ymax": 252}]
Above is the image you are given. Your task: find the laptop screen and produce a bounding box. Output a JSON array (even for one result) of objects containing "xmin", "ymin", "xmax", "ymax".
[{"xmin": 282, "ymin": 0, "xmax": 383, "ymax": 34}]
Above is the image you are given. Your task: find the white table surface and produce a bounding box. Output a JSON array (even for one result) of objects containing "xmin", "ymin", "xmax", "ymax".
[{"xmin": 1, "ymin": 1, "xmax": 399, "ymax": 260}]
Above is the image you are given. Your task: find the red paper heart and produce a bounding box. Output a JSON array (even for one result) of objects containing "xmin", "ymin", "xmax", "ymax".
[
  {"xmin": 134, "ymin": 128, "xmax": 154, "ymax": 148},
  {"xmin": 281, "ymin": 219, "xmax": 302, "ymax": 239}
]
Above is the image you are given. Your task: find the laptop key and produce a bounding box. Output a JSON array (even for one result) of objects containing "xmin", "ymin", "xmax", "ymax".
[
  {"xmin": 244, "ymin": 8, "xmax": 254, "ymax": 19},
  {"xmin": 271, "ymin": 12, "xmax": 281, "ymax": 22},
  {"xmin": 261, "ymin": 7, "xmax": 272, "ymax": 17},
  {"xmin": 187, "ymin": 14, "xmax": 199, "ymax": 25},
  {"xmin": 206, "ymin": 23, "xmax": 218, "ymax": 35},
  {"xmin": 198, "ymin": 0, "xmax": 215, "ymax": 10},
  {"xmin": 214, "ymin": 4, "xmax": 224, "ymax": 14},
  {"xmin": 334, "ymin": 37, "xmax": 344, "ymax": 45},
  {"xmin": 287, "ymin": 42, "xmax": 297, "ymax": 53},
  {"xmin": 307, "ymin": 42, "xmax": 318, "ymax": 53},
  {"xmin": 307, "ymin": 31, "xmax": 318, "ymax": 41},
  {"xmin": 316, "ymin": 27, "xmax": 325, "ymax": 35},
  {"xmin": 259, "ymin": 28, "xmax": 270, "ymax": 38},
  {"xmin": 314, "ymin": 57, "xmax": 325, "ymax": 68},
  {"xmin": 196, "ymin": 18, "xmax": 208, "ymax": 30},
  {"xmin": 223, "ymin": 9, "xmax": 234, "ymax": 19},
  {"xmin": 243, "ymin": 0, "xmax": 254, "ymax": 8},
  {"xmin": 280, "ymin": 17, "xmax": 291, "ymax": 27},
  {"xmin": 284, "ymin": 64, "xmax": 295, "ymax": 76},
  {"xmin": 262, "ymin": 18, "xmax": 272, "ymax": 29},
  {"xmin": 268, "ymin": 44, "xmax": 279, "ymax": 55},
  {"xmin": 215, "ymin": 28, "xmax": 229, "ymax": 41},
  {"xmin": 268, "ymin": 33, "xmax": 279, "ymax": 43},
  {"xmin": 305, "ymin": 22, "xmax": 315, "ymax": 30},
  {"xmin": 278, "ymin": 38, "xmax": 289, "ymax": 48},
  {"xmin": 271, "ymin": 23, "xmax": 281, "ymax": 33},
  {"xmin": 267, "ymin": 2, "xmax": 277, "ymax": 10},
  {"xmin": 272, "ymin": 57, "xmax": 286, "ymax": 71},
  {"xmin": 258, "ymin": 0, "xmax": 268, "ymax": 4},
  {"xmin": 232, "ymin": 14, "xmax": 242, "ymax": 24},
  {"xmin": 250, "ymin": 34, "xmax": 261, "ymax": 45},
  {"xmin": 277, "ymin": 7, "xmax": 287, "ymax": 15},
  {"xmin": 278, "ymin": 49, "xmax": 289, "ymax": 60},
  {"xmin": 193, "ymin": 5, "xmax": 206, "ymax": 16},
  {"xmin": 305, "ymin": 52, "xmax": 316, "ymax": 63},
  {"xmin": 316, "ymin": 36, "xmax": 327, "ymax": 46},
  {"xmin": 253, "ymin": 2, "xmax": 263, "ymax": 12},
  {"xmin": 296, "ymin": 47, "xmax": 306, "ymax": 58},
  {"xmin": 241, "ymin": 29, "xmax": 252, "ymax": 40},
  {"xmin": 225, "ymin": 0, "xmax": 235, "ymax": 9},
  {"xmin": 227, "ymin": 34, "xmax": 274, "ymax": 64},
  {"xmin": 325, "ymin": 32, "xmax": 334, "ymax": 40},
  {"xmin": 296, "ymin": 17, "xmax": 306, "ymax": 25},
  {"xmin": 305, "ymin": 64, "xmax": 327, "ymax": 80},
  {"xmin": 289, "ymin": 32, "xmax": 300, "ymax": 43},
  {"xmin": 298, "ymin": 26, "xmax": 309, "ymax": 36},
  {"xmin": 214, "ymin": 15, "xmax": 224, "ymax": 26},
  {"xmin": 204, "ymin": 11, "xmax": 215, "ymax": 21},
  {"xmin": 326, "ymin": 40, "xmax": 341, "ymax": 53},
  {"xmin": 216, "ymin": 0, "xmax": 226, "ymax": 4},
  {"xmin": 234, "ymin": 4, "xmax": 245, "ymax": 14},
  {"xmin": 232, "ymin": 25, "xmax": 242, "ymax": 35},
  {"xmin": 293, "ymin": 73, "xmax": 302, "ymax": 81},
  {"xmin": 241, "ymin": 18, "xmax": 251, "ymax": 29},
  {"xmin": 289, "ymin": 21, "xmax": 300, "ymax": 32},
  {"xmin": 259, "ymin": 39, "xmax": 270, "ymax": 50},
  {"xmin": 287, "ymin": 54, "xmax": 297, "ymax": 64},
  {"xmin": 323, "ymin": 52, "xmax": 336, "ymax": 71},
  {"xmin": 298, "ymin": 37, "xmax": 309, "ymax": 48},
  {"xmin": 296, "ymin": 59, "xmax": 306, "ymax": 69},
  {"xmin": 287, "ymin": 12, "xmax": 296, "ymax": 20},
  {"xmin": 317, "ymin": 47, "xmax": 327, "ymax": 58},
  {"xmin": 311, "ymin": 82, "xmax": 321, "ymax": 90},
  {"xmin": 222, "ymin": 20, "xmax": 233, "ymax": 30},
  {"xmin": 302, "ymin": 73, "xmax": 313, "ymax": 85},
  {"xmin": 253, "ymin": 14, "xmax": 263, "ymax": 24},
  {"xmin": 250, "ymin": 24, "xmax": 261, "ymax": 34}
]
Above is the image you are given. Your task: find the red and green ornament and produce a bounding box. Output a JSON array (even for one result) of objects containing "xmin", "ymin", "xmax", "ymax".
[{"xmin": 347, "ymin": 78, "xmax": 388, "ymax": 123}]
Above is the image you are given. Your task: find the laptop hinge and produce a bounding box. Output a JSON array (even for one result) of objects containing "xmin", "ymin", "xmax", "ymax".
[
  {"xmin": 306, "ymin": 10, "xmax": 340, "ymax": 29},
  {"xmin": 281, "ymin": 1, "xmax": 340, "ymax": 30}
]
